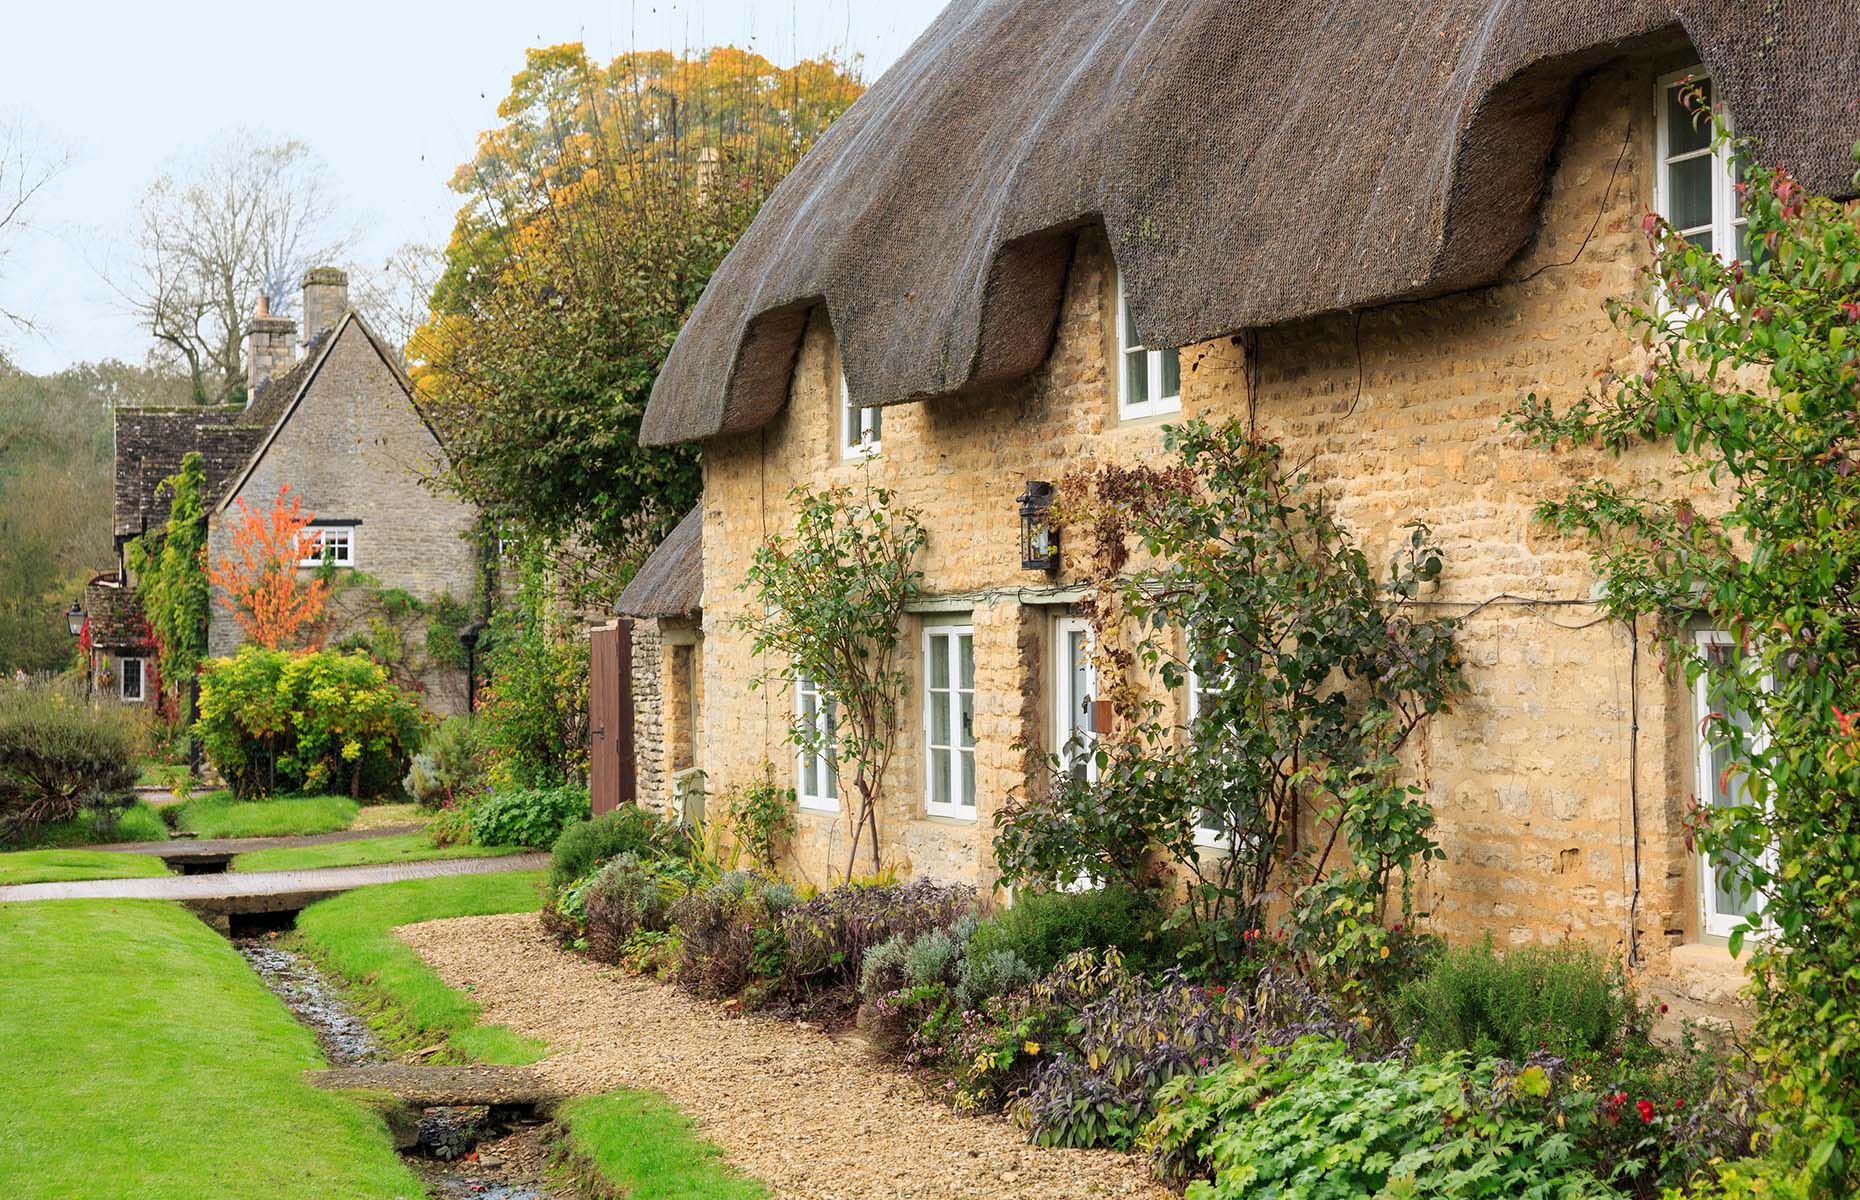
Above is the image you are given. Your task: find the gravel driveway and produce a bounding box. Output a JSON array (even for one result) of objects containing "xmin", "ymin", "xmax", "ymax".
[{"xmin": 397, "ymin": 912, "xmax": 1169, "ymax": 1200}]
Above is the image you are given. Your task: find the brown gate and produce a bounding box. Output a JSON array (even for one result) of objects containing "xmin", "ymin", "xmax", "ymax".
[{"xmin": 589, "ymin": 621, "xmax": 636, "ymax": 816}]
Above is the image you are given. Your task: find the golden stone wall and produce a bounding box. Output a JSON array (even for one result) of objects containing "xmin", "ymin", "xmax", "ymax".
[{"xmin": 693, "ymin": 64, "xmax": 1717, "ymax": 961}]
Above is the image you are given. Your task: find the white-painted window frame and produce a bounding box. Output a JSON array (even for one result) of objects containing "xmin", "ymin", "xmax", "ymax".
[
  {"xmin": 1115, "ymin": 272, "xmax": 1181, "ymax": 421},
  {"xmin": 301, "ymin": 524, "xmax": 356, "ymax": 568},
  {"xmin": 119, "ymin": 655, "xmax": 147, "ymax": 703},
  {"xmin": 1054, "ymin": 616, "xmax": 1098, "ymax": 785},
  {"xmin": 1655, "ymin": 67, "xmax": 1746, "ymax": 269},
  {"xmin": 795, "ymin": 671, "xmax": 839, "ymax": 813},
  {"xmin": 1184, "ymin": 651, "xmax": 1232, "ymax": 850},
  {"xmin": 839, "ymin": 370, "xmax": 881, "ymax": 459},
  {"xmin": 923, "ymin": 621, "xmax": 977, "ymax": 820},
  {"xmin": 1691, "ymin": 629, "xmax": 1775, "ymax": 939}
]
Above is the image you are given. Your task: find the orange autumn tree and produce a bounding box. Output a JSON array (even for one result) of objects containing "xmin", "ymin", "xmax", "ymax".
[{"xmin": 207, "ymin": 484, "xmax": 331, "ymax": 649}]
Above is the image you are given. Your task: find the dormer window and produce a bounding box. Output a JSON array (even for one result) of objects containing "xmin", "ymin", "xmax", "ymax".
[
  {"xmin": 1115, "ymin": 271, "xmax": 1180, "ymax": 421},
  {"xmin": 1656, "ymin": 69, "xmax": 1747, "ymax": 264},
  {"xmin": 840, "ymin": 371, "xmax": 881, "ymax": 459},
  {"xmin": 301, "ymin": 524, "xmax": 355, "ymax": 568}
]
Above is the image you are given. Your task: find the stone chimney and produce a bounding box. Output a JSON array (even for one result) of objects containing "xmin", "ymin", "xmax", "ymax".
[
  {"xmin": 300, "ymin": 266, "xmax": 349, "ymax": 353},
  {"xmin": 244, "ymin": 294, "xmax": 296, "ymax": 401}
]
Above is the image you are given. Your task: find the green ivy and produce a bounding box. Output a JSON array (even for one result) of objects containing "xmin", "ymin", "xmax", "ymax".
[{"xmin": 126, "ymin": 451, "xmax": 210, "ymax": 717}]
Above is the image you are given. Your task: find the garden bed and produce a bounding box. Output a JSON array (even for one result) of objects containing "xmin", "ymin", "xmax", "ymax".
[{"xmin": 399, "ymin": 911, "xmax": 1167, "ymax": 1200}]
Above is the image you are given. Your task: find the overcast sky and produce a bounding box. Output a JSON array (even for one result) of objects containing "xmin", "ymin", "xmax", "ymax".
[{"xmin": 0, "ymin": 0, "xmax": 946, "ymax": 374}]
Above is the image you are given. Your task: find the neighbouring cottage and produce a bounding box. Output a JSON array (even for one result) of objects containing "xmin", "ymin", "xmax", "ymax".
[
  {"xmin": 98, "ymin": 267, "xmax": 482, "ymax": 714},
  {"xmin": 628, "ymin": 0, "xmax": 1860, "ymax": 1012}
]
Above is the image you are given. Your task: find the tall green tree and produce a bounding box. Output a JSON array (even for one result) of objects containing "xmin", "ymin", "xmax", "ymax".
[{"xmin": 412, "ymin": 44, "xmax": 864, "ymax": 580}]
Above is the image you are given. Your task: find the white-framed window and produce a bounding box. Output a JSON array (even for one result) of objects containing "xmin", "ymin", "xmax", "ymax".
[
  {"xmin": 923, "ymin": 622, "xmax": 976, "ymax": 819},
  {"xmin": 301, "ymin": 524, "xmax": 355, "ymax": 568},
  {"xmin": 1185, "ymin": 650, "xmax": 1230, "ymax": 849},
  {"xmin": 119, "ymin": 656, "xmax": 147, "ymax": 703},
  {"xmin": 1054, "ymin": 616, "xmax": 1098, "ymax": 784},
  {"xmin": 795, "ymin": 671, "xmax": 839, "ymax": 812},
  {"xmin": 1691, "ymin": 630, "xmax": 1774, "ymax": 938},
  {"xmin": 1656, "ymin": 68, "xmax": 1748, "ymax": 266},
  {"xmin": 839, "ymin": 371, "xmax": 881, "ymax": 459},
  {"xmin": 1115, "ymin": 272, "xmax": 1180, "ymax": 421}
]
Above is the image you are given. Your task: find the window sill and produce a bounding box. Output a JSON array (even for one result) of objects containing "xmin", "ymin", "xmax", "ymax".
[
  {"xmin": 795, "ymin": 801, "xmax": 839, "ymax": 817},
  {"xmin": 919, "ymin": 811, "xmax": 977, "ymax": 828}
]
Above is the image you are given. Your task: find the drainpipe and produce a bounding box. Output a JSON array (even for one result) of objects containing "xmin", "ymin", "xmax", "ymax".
[{"xmin": 1627, "ymin": 618, "xmax": 1643, "ymax": 968}]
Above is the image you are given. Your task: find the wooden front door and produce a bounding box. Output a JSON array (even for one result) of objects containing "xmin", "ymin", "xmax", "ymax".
[{"xmin": 589, "ymin": 621, "xmax": 636, "ymax": 816}]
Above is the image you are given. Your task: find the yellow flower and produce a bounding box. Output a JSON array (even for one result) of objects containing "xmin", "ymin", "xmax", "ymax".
[
  {"xmin": 1023, "ymin": 1041, "xmax": 1040, "ymax": 1056},
  {"xmin": 1379, "ymin": 945, "xmax": 1391, "ymax": 960}
]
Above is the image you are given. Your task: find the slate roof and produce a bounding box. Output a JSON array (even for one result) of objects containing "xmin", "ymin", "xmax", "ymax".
[
  {"xmin": 615, "ymin": 507, "xmax": 702, "ymax": 619},
  {"xmin": 641, "ymin": 0, "xmax": 1860, "ymax": 446},
  {"xmin": 112, "ymin": 406, "xmax": 260, "ymax": 539},
  {"xmin": 82, "ymin": 573, "xmax": 148, "ymax": 652}
]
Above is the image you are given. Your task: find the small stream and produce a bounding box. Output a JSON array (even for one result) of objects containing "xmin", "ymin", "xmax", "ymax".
[{"xmin": 235, "ymin": 935, "xmax": 557, "ymax": 1200}]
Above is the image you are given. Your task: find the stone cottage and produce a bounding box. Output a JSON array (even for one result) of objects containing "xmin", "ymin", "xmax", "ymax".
[
  {"xmin": 98, "ymin": 268, "xmax": 481, "ymax": 713},
  {"xmin": 625, "ymin": 0, "xmax": 1860, "ymax": 1005}
]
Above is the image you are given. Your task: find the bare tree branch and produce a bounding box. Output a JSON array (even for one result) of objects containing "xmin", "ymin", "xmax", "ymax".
[{"xmin": 0, "ymin": 118, "xmax": 70, "ymax": 336}]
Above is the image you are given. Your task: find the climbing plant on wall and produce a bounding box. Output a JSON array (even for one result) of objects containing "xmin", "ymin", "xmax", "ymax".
[
  {"xmin": 1512, "ymin": 97, "xmax": 1860, "ymax": 1195},
  {"xmin": 126, "ymin": 450, "xmax": 210, "ymax": 720},
  {"xmin": 739, "ymin": 483, "xmax": 926, "ymax": 881}
]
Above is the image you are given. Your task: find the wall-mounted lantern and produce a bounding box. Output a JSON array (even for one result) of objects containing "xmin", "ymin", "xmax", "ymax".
[
  {"xmin": 1018, "ymin": 480, "xmax": 1060, "ymax": 573},
  {"xmin": 65, "ymin": 600, "xmax": 85, "ymax": 638},
  {"xmin": 459, "ymin": 621, "xmax": 489, "ymax": 715}
]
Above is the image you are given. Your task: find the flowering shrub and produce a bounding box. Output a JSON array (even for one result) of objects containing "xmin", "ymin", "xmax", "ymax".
[
  {"xmin": 670, "ymin": 871, "xmax": 801, "ymax": 999},
  {"xmin": 197, "ymin": 646, "xmax": 424, "ymax": 798}
]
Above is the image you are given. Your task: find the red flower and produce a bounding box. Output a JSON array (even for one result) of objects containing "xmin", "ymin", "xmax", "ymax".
[
  {"xmin": 1637, "ymin": 1099, "xmax": 1656, "ymax": 1123},
  {"xmin": 1659, "ymin": 1003, "xmax": 1670, "ymax": 1014}
]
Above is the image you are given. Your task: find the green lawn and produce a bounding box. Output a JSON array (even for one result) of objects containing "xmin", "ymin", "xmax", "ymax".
[
  {"xmin": 172, "ymin": 791, "xmax": 360, "ymax": 838},
  {"xmin": 0, "ymin": 849, "xmax": 172, "ymax": 886},
  {"xmin": 135, "ymin": 761, "xmax": 190, "ymax": 789},
  {"xmin": 0, "ymin": 900, "xmax": 424, "ymax": 1199},
  {"xmin": 233, "ymin": 832, "xmax": 521, "ymax": 873},
  {"xmin": 10, "ymin": 801, "xmax": 169, "ymax": 849},
  {"xmin": 558, "ymin": 1090, "xmax": 766, "ymax": 1199},
  {"xmin": 293, "ymin": 871, "xmax": 548, "ymax": 1064}
]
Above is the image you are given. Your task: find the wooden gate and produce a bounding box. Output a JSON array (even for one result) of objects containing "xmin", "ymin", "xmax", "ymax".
[{"xmin": 589, "ymin": 621, "xmax": 636, "ymax": 816}]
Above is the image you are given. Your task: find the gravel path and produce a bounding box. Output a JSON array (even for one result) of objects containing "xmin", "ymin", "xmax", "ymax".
[
  {"xmin": 397, "ymin": 913, "xmax": 1169, "ymax": 1200},
  {"xmin": 0, "ymin": 853, "xmax": 547, "ymax": 903}
]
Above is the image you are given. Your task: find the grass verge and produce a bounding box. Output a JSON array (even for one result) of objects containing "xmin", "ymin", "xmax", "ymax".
[
  {"xmin": 8, "ymin": 801, "xmax": 170, "ymax": 849},
  {"xmin": 555, "ymin": 1089, "xmax": 766, "ymax": 1199},
  {"xmin": 0, "ymin": 849, "xmax": 172, "ymax": 886},
  {"xmin": 0, "ymin": 899, "xmax": 424, "ymax": 1199},
  {"xmin": 234, "ymin": 832, "xmax": 521, "ymax": 873},
  {"xmin": 293, "ymin": 870, "xmax": 548, "ymax": 1064},
  {"xmin": 173, "ymin": 790, "xmax": 360, "ymax": 838}
]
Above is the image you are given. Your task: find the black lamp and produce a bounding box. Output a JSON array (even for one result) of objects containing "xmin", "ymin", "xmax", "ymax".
[
  {"xmin": 1017, "ymin": 480, "xmax": 1060, "ymax": 573},
  {"xmin": 65, "ymin": 599, "xmax": 85, "ymax": 638},
  {"xmin": 459, "ymin": 621, "xmax": 490, "ymax": 715}
]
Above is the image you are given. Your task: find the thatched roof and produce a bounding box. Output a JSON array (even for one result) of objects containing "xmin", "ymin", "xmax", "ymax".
[
  {"xmin": 642, "ymin": 0, "xmax": 1860, "ymax": 447},
  {"xmin": 615, "ymin": 507, "xmax": 702, "ymax": 619}
]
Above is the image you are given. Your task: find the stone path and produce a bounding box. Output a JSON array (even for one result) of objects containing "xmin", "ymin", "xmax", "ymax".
[
  {"xmin": 399, "ymin": 912, "xmax": 1168, "ymax": 1200},
  {"xmin": 0, "ymin": 853, "xmax": 548, "ymax": 904},
  {"xmin": 93, "ymin": 825, "xmax": 423, "ymax": 857},
  {"xmin": 310, "ymin": 1064, "xmax": 567, "ymax": 1111}
]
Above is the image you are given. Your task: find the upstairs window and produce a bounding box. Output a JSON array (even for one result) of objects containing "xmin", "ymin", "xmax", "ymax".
[
  {"xmin": 1116, "ymin": 272, "xmax": 1180, "ymax": 421},
  {"xmin": 795, "ymin": 671, "xmax": 839, "ymax": 812},
  {"xmin": 301, "ymin": 525, "xmax": 355, "ymax": 568},
  {"xmin": 1657, "ymin": 69, "xmax": 1748, "ymax": 264},
  {"xmin": 923, "ymin": 623, "xmax": 977, "ymax": 820},
  {"xmin": 840, "ymin": 371, "xmax": 881, "ymax": 459}
]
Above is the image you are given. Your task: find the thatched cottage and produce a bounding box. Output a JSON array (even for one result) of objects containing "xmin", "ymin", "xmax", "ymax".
[
  {"xmin": 620, "ymin": 0, "xmax": 1860, "ymax": 1008},
  {"xmin": 93, "ymin": 268, "xmax": 481, "ymax": 713}
]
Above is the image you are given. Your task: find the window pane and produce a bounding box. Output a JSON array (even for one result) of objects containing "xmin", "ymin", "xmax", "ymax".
[
  {"xmin": 1666, "ymin": 154, "xmax": 1715, "ymax": 231},
  {"xmin": 932, "ymin": 750, "xmax": 950, "ymax": 806},
  {"xmin": 1160, "ymin": 348, "xmax": 1180, "ymax": 399},
  {"xmin": 930, "ymin": 636, "xmax": 950, "ymax": 689},
  {"xmin": 958, "ymin": 635, "xmax": 974, "ymax": 690},
  {"xmin": 869, "ymin": 405, "xmax": 882, "ymax": 440},
  {"xmin": 959, "ymin": 686, "xmax": 974, "ymax": 750},
  {"xmin": 931, "ymin": 690, "xmax": 951, "ymax": 745},
  {"xmin": 1666, "ymin": 79, "xmax": 1712, "ymax": 156},
  {"xmin": 1125, "ymin": 350, "xmax": 1149, "ymax": 407},
  {"xmin": 960, "ymin": 749, "xmax": 975, "ymax": 805}
]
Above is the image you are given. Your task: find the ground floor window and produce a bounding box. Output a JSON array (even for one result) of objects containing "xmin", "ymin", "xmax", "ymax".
[
  {"xmin": 1054, "ymin": 616, "xmax": 1097, "ymax": 783},
  {"xmin": 119, "ymin": 656, "xmax": 146, "ymax": 703},
  {"xmin": 795, "ymin": 671, "xmax": 838, "ymax": 812},
  {"xmin": 1185, "ymin": 649, "xmax": 1230, "ymax": 849},
  {"xmin": 1692, "ymin": 629, "xmax": 1773, "ymax": 937},
  {"xmin": 923, "ymin": 623, "xmax": 976, "ymax": 819}
]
